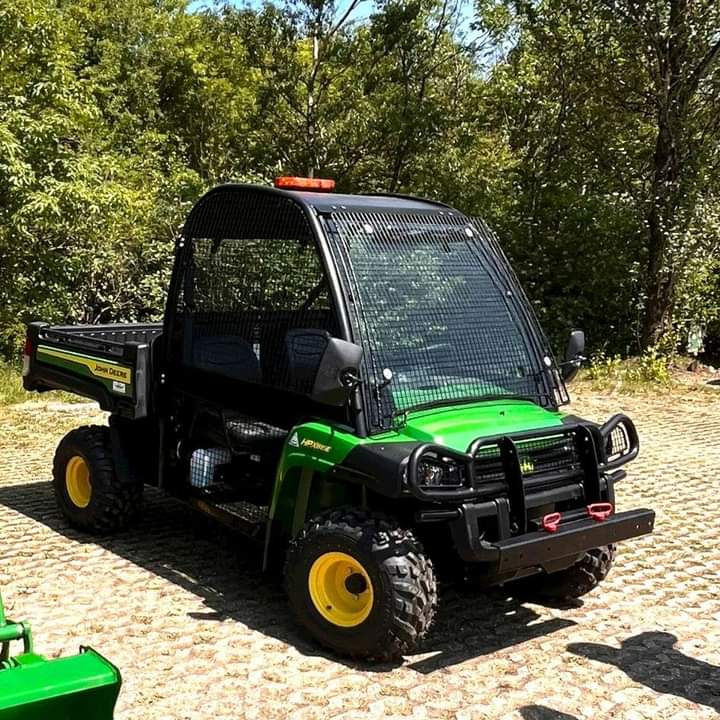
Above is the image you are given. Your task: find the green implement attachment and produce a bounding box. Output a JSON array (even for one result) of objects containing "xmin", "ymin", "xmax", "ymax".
[{"xmin": 0, "ymin": 591, "xmax": 121, "ymax": 719}]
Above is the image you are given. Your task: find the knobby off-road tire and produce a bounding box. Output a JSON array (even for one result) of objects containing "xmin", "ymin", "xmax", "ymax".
[
  {"xmin": 53, "ymin": 425, "xmax": 142, "ymax": 534},
  {"xmin": 284, "ymin": 507, "xmax": 437, "ymax": 661},
  {"xmin": 519, "ymin": 545, "xmax": 616, "ymax": 601}
]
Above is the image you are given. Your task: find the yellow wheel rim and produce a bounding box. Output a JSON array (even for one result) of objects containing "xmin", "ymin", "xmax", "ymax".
[
  {"xmin": 308, "ymin": 551, "xmax": 374, "ymax": 627},
  {"xmin": 65, "ymin": 455, "xmax": 92, "ymax": 509}
]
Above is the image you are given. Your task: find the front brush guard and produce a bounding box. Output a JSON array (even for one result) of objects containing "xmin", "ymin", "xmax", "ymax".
[{"xmin": 406, "ymin": 414, "xmax": 639, "ymax": 505}]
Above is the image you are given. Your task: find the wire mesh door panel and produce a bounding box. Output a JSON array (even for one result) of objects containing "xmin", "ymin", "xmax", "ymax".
[
  {"xmin": 174, "ymin": 189, "xmax": 341, "ymax": 398},
  {"xmin": 326, "ymin": 211, "xmax": 564, "ymax": 431}
]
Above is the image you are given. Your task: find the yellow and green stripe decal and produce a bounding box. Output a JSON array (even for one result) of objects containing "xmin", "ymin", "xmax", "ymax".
[{"xmin": 37, "ymin": 345, "xmax": 133, "ymax": 395}]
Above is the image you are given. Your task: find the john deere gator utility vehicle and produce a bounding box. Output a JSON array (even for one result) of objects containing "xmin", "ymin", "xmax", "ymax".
[
  {"xmin": 22, "ymin": 177, "xmax": 655, "ymax": 660},
  {"xmin": 0, "ymin": 589, "xmax": 120, "ymax": 718}
]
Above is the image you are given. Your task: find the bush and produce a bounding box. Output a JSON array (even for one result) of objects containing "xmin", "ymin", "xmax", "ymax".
[
  {"xmin": 628, "ymin": 348, "xmax": 672, "ymax": 385},
  {"xmin": 0, "ymin": 363, "xmax": 31, "ymax": 406},
  {"xmin": 587, "ymin": 348, "xmax": 671, "ymax": 391},
  {"xmin": 587, "ymin": 352, "xmax": 623, "ymax": 385}
]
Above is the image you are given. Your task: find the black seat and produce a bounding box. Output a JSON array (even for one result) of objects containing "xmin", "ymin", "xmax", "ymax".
[
  {"xmin": 224, "ymin": 414, "xmax": 287, "ymax": 454},
  {"xmin": 285, "ymin": 328, "xmax": 330, "ymax": 394},
  {"xmin": 192, "ymin": 335, "xmax": 260, "ymax": 382}
]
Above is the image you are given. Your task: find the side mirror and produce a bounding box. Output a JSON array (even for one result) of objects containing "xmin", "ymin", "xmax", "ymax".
[
  {"xmin": 311, "ymin": 338, "xmax": 363, "ymax": 406},
  {"xmin": 562, "ymin": 329, "xmax": 586, "ymax": 382}
]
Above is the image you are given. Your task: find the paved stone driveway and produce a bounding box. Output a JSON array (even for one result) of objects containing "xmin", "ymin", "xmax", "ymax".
[{"xmin": 0, "ymin": 386, "xmax": 718, "ymax": 719}]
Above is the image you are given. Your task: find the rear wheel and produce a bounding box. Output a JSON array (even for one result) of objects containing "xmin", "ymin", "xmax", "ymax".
[
  {"xmin": 516, "ymin": 545, "xmax": 616, "ymax": 601},
  {"xmin": 284, "ymin": 507, "xmax": 437, "ymax": 661},
  {"xmin": 53, "ymin": 425, "xmax": 142, "ymax": 534}
]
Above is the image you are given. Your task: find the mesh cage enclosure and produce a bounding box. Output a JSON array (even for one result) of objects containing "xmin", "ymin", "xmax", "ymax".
[
  {"xmin": 325, "ymin": 211, "xmax": 568, "ymax": 431},
  {"xmin": 182, "ymin": 185, "xmax": 312, "ymax": 241},
  {"xmin": 174, "ymin": 187, "xmax": 340, "ymax": 398}
]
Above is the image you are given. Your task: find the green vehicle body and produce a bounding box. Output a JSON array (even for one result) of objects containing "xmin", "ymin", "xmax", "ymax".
[
  {"xmin": 272, "ymin": 399, "xmax": 563, "ymax": 533},
  {"xmin": 0, "ymin": 592, "xmax": 120, "ymax": 719},
  {"xmin": 20, "ymin": 180, "xmax": 655, "ymax": 659}
]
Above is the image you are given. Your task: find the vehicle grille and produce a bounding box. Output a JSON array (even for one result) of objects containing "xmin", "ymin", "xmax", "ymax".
[{"xmin": 473, "ymin": 434, "xmax": 582, "ymax": 485}]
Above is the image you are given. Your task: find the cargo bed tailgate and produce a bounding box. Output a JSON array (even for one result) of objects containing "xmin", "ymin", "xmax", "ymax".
[{"xmin": 23, "ymin": 322, "xmax": 161, "ymax": 419}]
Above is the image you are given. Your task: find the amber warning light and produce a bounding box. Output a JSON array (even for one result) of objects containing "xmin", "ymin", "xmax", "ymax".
[{"xmin": 273, "ymin": 176, "xmax": 336, "ymax": 192}]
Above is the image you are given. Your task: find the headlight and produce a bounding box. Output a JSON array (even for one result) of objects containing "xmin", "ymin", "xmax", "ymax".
[
  {"xmin": 605, "ymin": 423, "xmax": 630, "ymax": 462},
  {"xmin": 417, "ymin": 457, "xmax": 464, "ymax": 487}
]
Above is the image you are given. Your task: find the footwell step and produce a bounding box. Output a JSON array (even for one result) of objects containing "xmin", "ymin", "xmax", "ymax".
[{"xmin": 189, "ymin": 497, "xmax": 268, "ymax": 537}]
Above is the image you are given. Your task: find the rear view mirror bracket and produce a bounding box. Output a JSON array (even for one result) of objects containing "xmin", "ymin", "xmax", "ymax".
[{"xmin": 561, "ymin": 329, "xmax": 586, "ymax": 382}]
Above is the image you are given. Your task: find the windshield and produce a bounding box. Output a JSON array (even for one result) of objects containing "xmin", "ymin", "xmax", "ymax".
[{"xmin": 326, "ymin": 211, "xmax": 564, "ymax": 430}]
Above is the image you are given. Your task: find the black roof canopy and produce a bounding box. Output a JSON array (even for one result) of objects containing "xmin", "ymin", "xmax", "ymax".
[
  {"xmin": 181, "ymin": 183, "xmax": 457, "ymax": 239},
  {"xmin": 288, "ymin": 190, "xmax": 453, "ymax": 214}
]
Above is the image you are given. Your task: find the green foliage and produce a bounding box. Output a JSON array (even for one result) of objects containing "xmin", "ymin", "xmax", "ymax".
[
  {"xmin": 0, "ymin": 363, "xmax": 30, "ymax": 406},
  {"xmin": 587, "ymin": 352, "xmax": 623, "ymax": 385},
  {"xmin": 672, "ymin": 197, "xmax": 720, "ymax": 353},
  {"xmin": 0, "ymin": 0, "xmax": 205, "ymax": 356},
  {"xmin": 474, "ymin": 0, "xmax": 720, "ymax": 352},
  {"xmin": 0, "ymin": 0, "xmax": 718, "ymax": 363},
  {"xmin": 587, "ymin": 348, "xmax": 671, "ymax": 392}
]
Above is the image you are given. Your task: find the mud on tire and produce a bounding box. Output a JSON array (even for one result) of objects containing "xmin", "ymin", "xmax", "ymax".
[
  {"xmin": 53, "ymin": 425, "xmax": 142, "ymax": 534},
  {"xmin": 284, "ymin": 507, "xmax": 437, "ymax": 661}
]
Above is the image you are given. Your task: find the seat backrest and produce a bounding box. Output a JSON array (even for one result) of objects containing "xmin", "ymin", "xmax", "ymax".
[
  {"xmin": 192, "ymin": 335, "xmax": 260, "ymax": 382},
  {"xmin": 259, "ymin": 311, "xmax": 334, "ymax": 390},
  {"xmin": 285, "ymin": 329, "xmax": 330, "ymax": 395}
]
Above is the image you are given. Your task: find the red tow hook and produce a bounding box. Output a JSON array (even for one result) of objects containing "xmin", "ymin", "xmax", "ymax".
[
  {"xmin": 541, "ymin": 512, "xmax": 562, "ymax": 533},
  {"xmin": 587, "ymin": 502, "xmax": 614, "ymax": 521}
]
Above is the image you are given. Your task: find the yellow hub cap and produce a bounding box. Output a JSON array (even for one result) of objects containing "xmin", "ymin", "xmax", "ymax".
[
  {"xmin": 65, "ymin": 455, "xmax": 92, "ymax": 509},
  {"xmin": 308, "ymin": 551, "xmax": 374, "ymax": 627}
]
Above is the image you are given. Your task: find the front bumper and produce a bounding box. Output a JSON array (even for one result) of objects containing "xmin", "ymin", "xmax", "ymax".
[
  {"xmin": 449, "ymin": 503, "xmax": 655, "ymax": 570},
  {"xmin": 406, "ymin": 415, "xmax": 653, "ymax": 579}
]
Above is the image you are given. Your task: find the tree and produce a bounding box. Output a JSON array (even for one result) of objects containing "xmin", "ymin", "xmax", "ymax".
[
  {"xmin": 2, "ymin": 0, "xmax": 718, "ymax": 363},
  {"xmin": 475, "ymin": 0, "xmax": 720, "ymax": 351},
  {"xmin": 0, "ymin": 0, "xmax": 203, "ymax": 355},
  {"xmin": 474, "ymin": 1, "xmax": 651, "ymax": 351},
  {"xmin": 598, "ymin": 1, "xmax": 720, "ymax": 346},
  {"xmin": 237, "ymin": 0, "xmax": 371, "ymax": 179}
]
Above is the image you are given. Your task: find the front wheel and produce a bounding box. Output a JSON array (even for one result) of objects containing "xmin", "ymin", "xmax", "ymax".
[
  {"xmin": 53, "ymin": 425, "xmax": 142, "ymax": 534},
  {"xmin": 516, "ymin": 545, "xmax": 616, "ymax": 601},
  {"xmin": 284, "ymin": 507, "xmax": 437, "ymax": 661}
]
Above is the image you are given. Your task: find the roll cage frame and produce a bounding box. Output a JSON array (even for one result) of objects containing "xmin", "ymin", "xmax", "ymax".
[{"xmin": 162, "ymin": 184, "xmax": 568, "ymax": 439}]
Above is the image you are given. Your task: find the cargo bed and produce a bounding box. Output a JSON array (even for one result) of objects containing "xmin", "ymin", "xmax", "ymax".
[{"xmin": 22, "ymin": 322, "xmax": 162, "ymax": 419}]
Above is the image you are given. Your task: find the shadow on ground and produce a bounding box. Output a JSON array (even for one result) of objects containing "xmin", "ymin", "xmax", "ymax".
[
  {"xmin": 519, "ymin": 706, "xmax": 578, "ymax": 720},
  {"xmin": 0, "ymin": 480, "xmax": 574, "ymax": 672},
  {"xmin": 405, "ymin": 586, "xmax": 574, "ymax": 673},
  {"xmin": 568, "ymin": 632, "xmax": 720, "ymax": 713}
]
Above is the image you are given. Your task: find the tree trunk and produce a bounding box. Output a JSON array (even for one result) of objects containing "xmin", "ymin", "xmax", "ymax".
[
  {"xmin": 641, "ymin": 128, "xmax": 678, "ymax": 348},
  {"xmin": 640, "ymin": 0, "xmax": 685, "ymax": 349},
  {"xmin": 306, "ymin": 32, "xmax": 319, "ymax": 178},
  {"xmin": 641, "ymin": 244, "xmax": 675, "ymax": 348}
]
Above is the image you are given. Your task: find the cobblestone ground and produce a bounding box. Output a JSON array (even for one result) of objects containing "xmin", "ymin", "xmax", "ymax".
[{"xmin": 0, "ymin": 386, "xmax": 718, "ymax": 720}]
